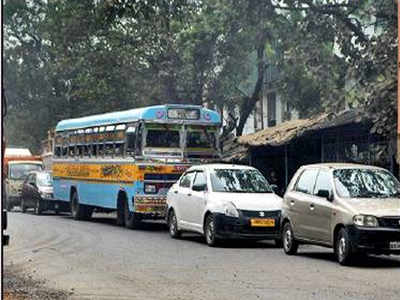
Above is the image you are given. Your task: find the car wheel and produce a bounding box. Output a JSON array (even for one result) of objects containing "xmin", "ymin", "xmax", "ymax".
[
  {"xmin": 205, "ymin": 214, "xmax": 219, "ymax": 247},
  {"xmin": 21, "ymin": 198, "xmax": 27, "ymax": 213},
  {"xmin": 34, "ymin": 198, "xmax": 43, "ymax": 215},
  {"xmin": 6, "ymin": 196, "xmax": 13, "ymax": 212},
  {"xmin": 168, "ymin": 210, "xmax": 181, "ymax": 239},
  {"xmin": 283, "ymin": 222, "xmax": 298, "ymax": 255},
  {"xmin": 124, "ymin": 199, "xmax": 140, "ymax": 229},
  {"xmin": 274, "ymin": 238, "xmax": 283, "ymax": 248},
  {"xmin": 335, "ymin": 228, "xmax": 354, "ymax": 266},
  {"xmin": 71, "ymin": 192, "xmax": 92, "ymax": 221}
]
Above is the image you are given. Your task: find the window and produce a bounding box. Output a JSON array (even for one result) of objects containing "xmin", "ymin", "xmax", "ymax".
[
  {"xmin": 210, "ymin": 169, "xmax": 273, "ymax": 193},
  {"xmin": 179, "ymin": 172, "xmax": 195, "ymax": 188},
  {"xmin": 193, "ymin": 171, "xmax": 207, "ymax": 189},
  {"xmin": 126, "ymin": 126, "xmax": 136, "ymax": 154},
  {"xmin": 267, "ymin": 92, "xmax": 276, "ymax": 127},
  {"xmin": 187, "ymin": 131, "xmax": 215, "ymax": 149},
  {"xmin": 146, "ymin": 129, "xmax": 180, "ymax": 148},
  {"xmin": 333, "ymin": 168, "xmax": 400, "ymax": 198},
  {"xmin": 295, "ymin": 169, "xmax": 319, "ymax": 194},
  {"xmin": 314, "ymin": 170, "xmax": 332, "ymax": 196}
]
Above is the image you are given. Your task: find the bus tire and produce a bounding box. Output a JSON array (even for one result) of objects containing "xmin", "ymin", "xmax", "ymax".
[
  {"xmin": 71, "ymin": 191, "xmax": 92, "ymax": 221},
  {"xmin": 124, "ymin": 199, "xmax": 140, "ymax": 229},
  {"xmin": 116, "ymin": 196, "xmax": 125, "ymax": 226}
]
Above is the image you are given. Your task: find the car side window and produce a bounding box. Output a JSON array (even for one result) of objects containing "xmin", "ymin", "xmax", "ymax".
[
  {"xmin": 180, "ymin": 172, "xmax": 195, "ymax": 188},
  {"xmin": 295, "ymin": 169, "xmax": 319, "ymax": 194},
  {"xmin": 313, "ymin": 170, "xmax": 332, "ymax": 196},
  {"xmin": 192, "ymin": 171, "xmax": 207, "ymax": 190}
]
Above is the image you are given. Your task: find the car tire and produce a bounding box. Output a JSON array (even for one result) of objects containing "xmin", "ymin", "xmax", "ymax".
[
  {"xmin": 71, "ymin": 192, "xmax": 92, "ymax": 221},
  {"xmin": 21, "ymin": 198, "xmax": 27, "ymax": 213},
  {"xmin": 274, "ymin": 238, "xmax": 283, "ymax": 248},
  {"xmin": 124, "ymin": 199, "xmax": 140, "ymax": 229},
  {"xmin": 335, "ymin": 228, "xmax": 354, "ymax": 266},
  {"xmin": 282, "ymin": 222, "xmax": 298, "ymax": 255},
  {"xmin": 205, "ymin": 214, "xmax": 219, "ymax": 247},
  {"xmin": 168, "ymin": 209, "xmax": 181, "ymax": 239},
  {"xmin": 6, "ymin": 196, "xmax": 13, "ymax": 212},
  {"xmin": 34, "ymin": 198, "xmax": 43, "ymax": 215}
]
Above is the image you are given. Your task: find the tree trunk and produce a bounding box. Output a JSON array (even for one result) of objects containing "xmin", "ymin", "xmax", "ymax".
[{"xmin": 236, "ymin": 36, "xmax": 267, "ymax": 137}]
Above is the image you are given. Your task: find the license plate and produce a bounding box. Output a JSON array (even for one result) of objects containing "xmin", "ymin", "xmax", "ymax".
[
  {"xmin": 389, "ymin": 241, "xmax": 400, "ymax": 250},
  {"xmin": 250, "ymin": 218, "xmax": 275, "ymax": 227}
]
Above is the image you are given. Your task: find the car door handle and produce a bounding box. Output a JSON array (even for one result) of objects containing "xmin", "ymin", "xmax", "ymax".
[
  {"xmin": 174, "ymin": 190, "xmax": 178, "ymax": 194},
  {"xmin": 187, "ymin": 193, "xmax": 192, "ymax": 197},
  {"xmin": 290, "ymin": 200, "xmax": 295, "ymax": 206},
  {"xmin": 309, "ymin": 203, "xmax": 315, "ymax": 210}
]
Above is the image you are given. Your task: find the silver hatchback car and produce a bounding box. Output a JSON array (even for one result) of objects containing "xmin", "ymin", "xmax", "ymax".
[{"xmin": 282, "ymin": 163, "xmax": 400, "ymax": 265}]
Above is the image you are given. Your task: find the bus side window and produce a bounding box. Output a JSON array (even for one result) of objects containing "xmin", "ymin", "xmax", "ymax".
[
  {"xmin": 126, "ymin": 126, "xmax": 136, "ymax": 155},
  {"xmin": 55, "ymin": 147, "xmax": 61, "ymax": 157}
]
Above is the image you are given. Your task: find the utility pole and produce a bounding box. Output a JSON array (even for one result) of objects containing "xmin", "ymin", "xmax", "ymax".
[{"xmin": 397, "ymin": 2, "xmax": 400, "ymax": 163}]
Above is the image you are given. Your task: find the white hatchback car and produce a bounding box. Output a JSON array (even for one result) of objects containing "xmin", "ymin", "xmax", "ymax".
[{"xmin": 166, "ymin": 164, "xmax": 283, "ymax": 246}]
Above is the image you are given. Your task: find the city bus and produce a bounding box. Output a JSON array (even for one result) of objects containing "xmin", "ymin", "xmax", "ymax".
[{"xmin": 52, "ymin": 104, "xmax": 221, "ymax": 228}]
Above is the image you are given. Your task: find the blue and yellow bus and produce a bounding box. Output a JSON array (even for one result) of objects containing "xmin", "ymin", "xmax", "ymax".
[{"xmin": 52, "ymin": 104, "xmax": 221, "ymax": 228}]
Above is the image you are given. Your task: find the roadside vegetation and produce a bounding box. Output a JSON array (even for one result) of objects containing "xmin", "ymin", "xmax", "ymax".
[{"xmin": 3, "ymin": 0, "xmax": 396, "ymax": 152}]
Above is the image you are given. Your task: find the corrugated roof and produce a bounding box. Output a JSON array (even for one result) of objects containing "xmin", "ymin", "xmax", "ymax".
[{"xmin": 237, "ymin": 109, "xmax": 366, "ymax": 147}]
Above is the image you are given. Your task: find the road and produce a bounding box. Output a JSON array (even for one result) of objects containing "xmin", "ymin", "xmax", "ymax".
[{"xmin": 4, "ymin": 211, "xmax": 400, "ymax": 300}]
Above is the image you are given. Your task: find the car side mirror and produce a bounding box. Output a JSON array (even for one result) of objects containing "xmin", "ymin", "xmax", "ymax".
[
  {"xmin": 192, "ymin": 184, "xmax": 207, "ymax": 192},
  {"xmin": 317, "ymin": 189, "xmax": 333, "ymax": 201}
]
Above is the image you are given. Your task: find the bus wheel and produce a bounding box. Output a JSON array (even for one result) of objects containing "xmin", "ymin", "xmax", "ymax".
[
  {"xmin": 71, "ymin": 192, "xmax": 92, "ymax": 221},
  {"xmin": 116, "ymin": 196, "xmax": 125, "ymax": 226},
  {"xmin": 124, "ymin": 200, "xmax": 140, "ymax": 229}
]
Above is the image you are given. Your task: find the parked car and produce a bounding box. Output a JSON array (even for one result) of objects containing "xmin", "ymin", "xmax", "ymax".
[
  {"xmin": 4, "ymin": 158, "xmax": 43, "ymax": 211},
  {"xmin": 21, "ymin": 171, "xmax": 67, "ymax": 215},
  {"xmin": 166, "ymin": 164, "xmax": 283, "ymax": 246},
  {"xmin": 282, "ymin": 163, "xmax": 400, "ymax": 265}
]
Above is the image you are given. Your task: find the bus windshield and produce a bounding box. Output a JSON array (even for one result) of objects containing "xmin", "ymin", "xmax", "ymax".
[
  {"xmin": 187, "ymin": 127, "xmax": 216, "ymax": 149},
  {"xmin": 145, "ymin": 125, "xmax": 180, "ymax": 148}
]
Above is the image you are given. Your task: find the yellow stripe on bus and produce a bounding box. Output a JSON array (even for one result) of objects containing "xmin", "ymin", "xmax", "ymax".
[{"xmin": 52, "ymin": 163, "xmax": 187, "ymax": 182}]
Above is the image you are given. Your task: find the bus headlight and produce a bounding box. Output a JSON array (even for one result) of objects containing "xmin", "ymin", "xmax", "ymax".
[{"xmin": 144, "ymin": 184, "xmax": 157, "ymax": 194}]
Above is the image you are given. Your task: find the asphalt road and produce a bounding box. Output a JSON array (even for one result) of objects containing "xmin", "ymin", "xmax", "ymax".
[{"xmin": 4, "ymin": 210, "xmax": 400, "ymax": 300}]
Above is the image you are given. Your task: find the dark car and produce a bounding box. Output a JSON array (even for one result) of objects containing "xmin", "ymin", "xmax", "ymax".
[{"xmin": 21, "ymin": 171, "xmax": 68, "ymax": 215}]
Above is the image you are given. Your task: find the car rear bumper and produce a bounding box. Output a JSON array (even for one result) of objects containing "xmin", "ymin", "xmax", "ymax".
[
  {"xmin": 6, "ymin": 196, "xmax": 20, "ymax": 206},
  {"xmin": 347, "ymin": 225, "xmax": 400, "ymax": 255},
  {"xmin": 214, "ymin": 213, "xmax": 281, "ymax": 240}
]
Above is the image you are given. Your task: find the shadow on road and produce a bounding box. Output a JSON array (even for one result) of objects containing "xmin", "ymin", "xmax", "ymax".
[
  {"xmin": 298, "ymin": 251, "xmax": 400, "ymax": 268},
  {"xmin": 179, "ymin": 234, "xmax": 280, "ymax": 249},
  {"xmin": 54, "ymin": 213, "xmax": 168, "ymax": 231}
]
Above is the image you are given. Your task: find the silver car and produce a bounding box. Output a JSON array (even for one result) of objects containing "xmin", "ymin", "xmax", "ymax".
[{"xmin": 282, "ymin": 163, "xmax": 400, "ymax": 265}]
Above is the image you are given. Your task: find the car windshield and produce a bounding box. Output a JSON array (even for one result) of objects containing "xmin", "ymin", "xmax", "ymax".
[
  {"xmin": 9, "ymin": 164, "xmax": 42, "ymax": 180},
  {"xmin": 37, "ymin": 173, "xmax": 53, "ymax": 187},
  {"xmin": 210, "ymin": 169, "xmax": 273, "ymax": 193},
  {"xmin": 333, "ymin": 168, "xmax": 400, "ymax": 198}
]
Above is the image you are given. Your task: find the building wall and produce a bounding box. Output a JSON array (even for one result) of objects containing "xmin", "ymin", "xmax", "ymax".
[{"xmin": 222, "ymin": 89, "xmax": 299, "ymax": 136}]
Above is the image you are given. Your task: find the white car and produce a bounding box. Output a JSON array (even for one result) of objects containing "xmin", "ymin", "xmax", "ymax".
[{"xmin": 166, "ymin": 164, "xmax": 283, "ymax": 246}]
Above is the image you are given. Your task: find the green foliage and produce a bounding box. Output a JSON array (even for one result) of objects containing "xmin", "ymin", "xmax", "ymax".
[{"xmin": 3, "ymin": 0, "xmax": 396, "ymax": 154}]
